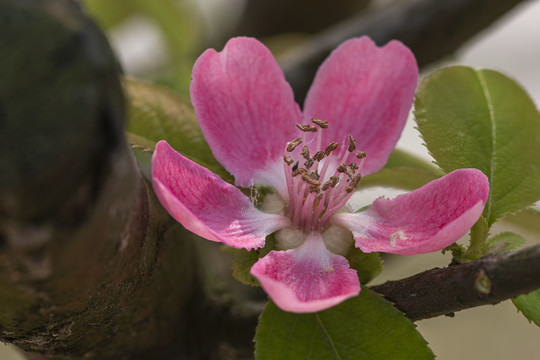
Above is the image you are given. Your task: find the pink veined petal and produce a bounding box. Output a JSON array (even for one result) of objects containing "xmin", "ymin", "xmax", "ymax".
[
  {"xmin": 152, "ymin": 141, "xmax": 290, "ymax": 250},
  {"xmin": 331, "ymin": 169, "xmax": 489, "ymax": 255},
  {"xmin": 303, "ymin": 36, "xmax": 418, "ymax": 175},
  {"xmin": 190, "ymin": 37, "xmax": 302, "ymax": 193},
  {"xmin": 250, "ymin": 232, "xmax": 360, "ymax": 313}
]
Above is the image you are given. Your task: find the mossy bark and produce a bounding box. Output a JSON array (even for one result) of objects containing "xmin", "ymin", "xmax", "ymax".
[{"xmin": 0, "ymin": 1, "xmax": 257, "ymax": 358}]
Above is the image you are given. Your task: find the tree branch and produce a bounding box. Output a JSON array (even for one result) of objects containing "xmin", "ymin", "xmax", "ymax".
[
  {"xmin": 372, "ymin": 244, "xmax": 540, "ymax": 321},
  {"xmin": 281, "ymin": 0, "xmax": 526, "ymax": 102}
]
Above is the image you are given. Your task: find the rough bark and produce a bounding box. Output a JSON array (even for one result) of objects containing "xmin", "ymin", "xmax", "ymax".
[{"xmin": 280, "ymin": 0, "xmax": 527, "ymax": 102}]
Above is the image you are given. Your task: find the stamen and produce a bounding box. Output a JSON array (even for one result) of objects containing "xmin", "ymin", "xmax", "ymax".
[
  {"xmin": 282, "ymin": 119, "xmax": 367, "ymax": 232},
  {"xmin": 313, "ymin": 151, "xmax": 325, "ymax": 162},
  {"xmin": 337, "ymin": 164, "xmax": 347, "ymax": 173},
  {"xmin": 312, "ymin": 118, "xmax": 329, "ymax": 128},
  {"xmin": 283, "ymin": 155, "xmax": 294, "ymax": 166},
  {"xmin": 301, "ymin": 172, "xmax": 320, "ymax": 186},
  {"xmin": 346, "ymin": 174, "xmax": 362, "ymax": 193},
  {"xmin": 348, "ymin": 133, "xmax": 356, "ymax": 152},
  {"xmin": 301, "ymin": 146, "xmax": 310, "ymax": 159},
  {"xmin": 312, "ymin": 193, "xmax": 324, "ymax": 211},
  {"xmin": 322, "ymin": 176, "xmax": 339, "ymax": 190},
  {"xmin": 296, "ymin": 123, "xmax": 318, "ymax": 132},
  {"xmin": 287, "ymin": 138, "xmax": 303, "ymax": 152},
  {"xmin": 324, "ymin": 142, "xmax": 339, "ymax": 156}
]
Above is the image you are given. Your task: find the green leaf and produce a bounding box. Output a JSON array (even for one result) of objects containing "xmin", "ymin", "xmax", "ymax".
[
  {"xmin": 255, "ymin": 289, "xmax": 434, "ymax": 360},
  {"xmin": 503, "ymin": 208, "xmax": 540, "ymax": 236},
  {"xmin": 124, "ymin": 78, "xmax": 232, "ymax": 182},
  {"xmin": 512, "ymin": 289, "xmax": 540, "ymax": 327},
  {"xmin": 482, "ymin": 232, "xmax": 525, "ymax": 256},
  {"xmin": 415, "ymin": 66, "xmax": 540, "ymax": 226},
  {"xmin": 346, "ymin": 248, "xmax": 383, "ymax": 284}
]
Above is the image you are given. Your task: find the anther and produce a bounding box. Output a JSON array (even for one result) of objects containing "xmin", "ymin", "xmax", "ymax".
[
  {"xmin": 296, "ymin": 123, "xmax": 318, "ymax": 132},
  {"xmin": 356, "ymin": 151, "xmax": 367, "ymax": 159},
  {"xmin": 322, "ymin": 176, "xmax": 339, "ymax": 190},
  {"xmin": 311, "ymin": 118, "xmax": 329, "ymax": 128},
  {"xmin": 286, "ymin": 138, "xmax": 303, "ymax": 152},
  {"xmin": 346, "ymin": 174, "xmax": 362, "ymax": 192},
  {"xmin": 313, "ymin": 151, "xmax": 325, "ymax": 162},
  {"xmin": 337, "ymin": 164, "xmax": 347, "ymax": 173},
  {"xmin": 309, "ymin": 186, "xmax": 320, "ymax": 193},
  {"xmin": 301, "ymin": 172, "xmax": 321, "ymax": 186},
  {"xmin": 348, "ymin": 133, "xmax": 356, "ymax": 152},
  {"xmin": 304, "ymin": 158, "xmax": 314, "ymax": 169},
  {"xmin": 324, "ymin": 142, "xmax": 339, "ymax": 156},
  {"xmin": 301, "ymin": 146, "xmax": 310, "ymax": 159},
  {"xmin": 292, "ymin": 168, "xmax": 307, "ymax": 177},
  {"xmin": 349, "ymin": 162, "xmax": 358, "ymax": 170},
  {"xmin": 283, "ymin": 155, "xmax": 294, "ymax": 166}
]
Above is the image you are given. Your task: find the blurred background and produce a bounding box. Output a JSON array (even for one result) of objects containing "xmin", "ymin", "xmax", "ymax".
[{"xmin": 2, "ymin": 0, "xmax": 539, "ymax": 358}]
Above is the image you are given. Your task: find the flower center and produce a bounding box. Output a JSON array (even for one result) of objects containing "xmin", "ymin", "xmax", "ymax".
[{"xmin": 282, "ymin": 118, "xmax": 366, "ymax": 232}]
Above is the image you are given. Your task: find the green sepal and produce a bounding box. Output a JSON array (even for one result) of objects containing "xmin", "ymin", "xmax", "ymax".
[
  {"xmin": 345, "ymin": 248, "xmax": 383, "ymax": 284},
  {"xmin": 228, "ymin": 236, "xmax": 277, "ymax": 287}
]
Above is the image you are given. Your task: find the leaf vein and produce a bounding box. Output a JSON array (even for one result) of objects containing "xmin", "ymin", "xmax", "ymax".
[
  {"xmin": 476, "ymin": 70, "xmax": 497, "ymax": 223},
  {"xmin": 315, "ymin": 313, "xmax": 343, "ymax": 360}
]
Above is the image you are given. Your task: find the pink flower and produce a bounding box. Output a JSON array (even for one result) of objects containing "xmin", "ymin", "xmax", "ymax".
[{"xmin": 152, "ymin": 37, "xmax": 489, "ymax": 313}]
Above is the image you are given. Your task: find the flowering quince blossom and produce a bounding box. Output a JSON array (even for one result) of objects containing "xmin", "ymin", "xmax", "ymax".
[{"xmin": 152, "ymin": 36, "xmax": 490, "ymax": 313}]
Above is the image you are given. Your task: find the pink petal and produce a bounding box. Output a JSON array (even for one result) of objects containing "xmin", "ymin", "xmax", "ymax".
[
  {"xmin": 152, "ymin": 141, "xmax": 290, "ymax": 250},
  {"xmin": 190, "ymin": 37, "xmax": 302, "ymax": 192},
  {"xmin": 331, "ymin": 169, "xmax": 489, "ymax": 255},
  {"xmin": 303, "ymin": 37, "xmax": 418, "ymax": 175},
  {"xmin": 250, "ymin": 232, "xmax": 360, "ymax": 313}
]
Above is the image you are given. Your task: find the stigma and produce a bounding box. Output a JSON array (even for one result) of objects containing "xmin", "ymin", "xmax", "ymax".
[{"xmin": 283, "ymin": 118, "xmax": 366, "ymax": 232}]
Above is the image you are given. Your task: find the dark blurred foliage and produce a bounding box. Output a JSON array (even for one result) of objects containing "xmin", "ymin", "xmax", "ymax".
[
  {"xmin": 81, "ymin": 0, "xmax": 373, "ymax": 96},
  {"xmin": 234, "ymin": 0, "xmax": 370, "ymax": 37}
]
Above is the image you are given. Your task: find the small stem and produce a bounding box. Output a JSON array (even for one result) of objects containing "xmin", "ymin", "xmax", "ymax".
[
  {"xmin": 465, "ymin": 217, "xmax": 489, "ymax": 260},
  {"xmin": 372, "ymin": 244, "xmax": 540, "ymax": 321}
]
